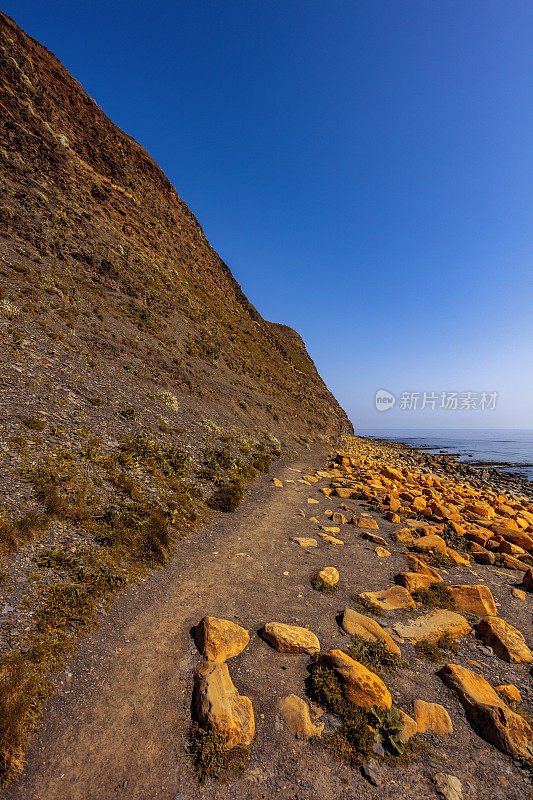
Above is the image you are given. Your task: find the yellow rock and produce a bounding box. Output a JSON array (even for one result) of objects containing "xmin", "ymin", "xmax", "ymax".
[
  {"xmin": 413, "ymin": 534, "xmax": 447, "ymax": 555},
  {"xmin": 307, "ymin": 498, "xmax": 319, "ymax": 504},
  {"xmin": 391, "ymin": 610, "xmax": 471, "ymax": 643},
  {"xmin": 398, "ymin": 709, "xmax": 418, "ymax": 743},
  {"xmin": 511, "ymin": 587, "xmax": 526, "ymax": 600},
  {"xmin": 308, "ymin": 516, "xmax": 319, "ymax": 524},
  {"xmin": 375, "ymin": 546, "xmax": 391, "ymax": 558},
  {"xmin": 496, "ymin": 684, "xmax": 522, "ymax": 704},
  {"xmin": 412, "ymin": 699, "xmax": 453, "ymax": 734},
  {"xmin": 448, "ymin": 585, "xmax": 497, "ymax": 616},
  {"xmin": 194, "ymin": 660, "xmax": 255, "ymax": 747},
  {"xmin": 317, "ymin": 567, "xmax": 339, "ymax": 587},
  {"xmin": 445, "ymin": 547, "xmax": 470, "ymax": 566},
  {"xmin": 395, "ymin": 572, "xmax": 441, "ymax": 593},
  {"xmin": 476, "ymin": 616, "xmax": 533, "ymax": 663},
  {"xmin": 272, "ymin": 478, "xmax": 283, "ymax": 487},
  {"xmin": 195, "ymin": 616, "xmax": 250, "ymax": 662},
  {"xmin": 359, "ymin": 585, "xmax": 415, "ymax": 611},
  {"xmin": 353, "ymin": 517, "xmax": 379, "ymax": 530},
  {"xmin": 341, "ymin": 608, "xmax": 401, "ymax": 656},
  {"xmin": 291, "ymin": 537, "xmax": 318, "ymax": 547},
  {"xmin": 320, "ymin": 526, "xmax": 341, "ymax": 534},
  {"xmin": 393, "ymin": 528, "xmax": 415, "ymax": 545},
  {"xmin": 261, "ymin": 622, "xmax": 320, "ymax": 655},
  {"xmin": 333, "ymin": 487, "xmax": 355, "ymax": 498},
  {"xmin": 277, "ymin": 694, "xmax": 324, "ymax": 740},
  {"xmin": 320, "ymin": 487, "xmax": 332, "ymax": 496},
  {"xmin": 439, "ymin": 663, "xmax": 533, "ymax": 759},
  {"xmin": 403, "ymin": 553, "xmax": 441, "ymax": 580},
  {"xmin": 319, "ymin": 649, "xmax": 392, "ymax": 711},
  {"xmin": 332, "ymin": 512, "xmax": 347, "ymax": 525},
  {"xmin": 317, "ymin": 532, "xmax": 344, "ymax": 545},
  {"xmin": 304, "ymin": 475, "xmax": 318, "ymax": 483}
]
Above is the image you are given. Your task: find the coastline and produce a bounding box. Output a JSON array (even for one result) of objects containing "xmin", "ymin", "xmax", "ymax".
[{"xmin": 357, "ymin": 434, "xmax": 533, "ymax": 501}]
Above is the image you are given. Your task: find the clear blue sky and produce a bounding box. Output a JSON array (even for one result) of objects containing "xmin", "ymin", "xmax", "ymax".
[{"xmin": 6, "ymin": 0, "xmax": 533, "ymax": 429}]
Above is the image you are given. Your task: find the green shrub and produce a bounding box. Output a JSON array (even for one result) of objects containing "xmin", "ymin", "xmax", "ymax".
[
  {"xmin": 411, "ymin": 582, "xmax": 456, "ymax": 610},
  {"xmin": 350, "ymin": 595, "xmax": 384, "ymax": 617},
  {"xmin": 207, "ymin": 480, "xmax": 245, "ymax": 512},
  {"xmin": 188, "ymin": 723, "xmax": 249, "ymax": 783},
  {"xmin": 346, "ymin": 634, "xmax": 407, "ymax": 677}
]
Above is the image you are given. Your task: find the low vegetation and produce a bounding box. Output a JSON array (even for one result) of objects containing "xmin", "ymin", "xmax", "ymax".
[
  {"xmin": 346, "ymin": 634, "xmax": 408, "ymax": 677},
  {"xmin": 188, "ymin": 723, "xmax": 249, "ymax": 783},
  {"xmin": 411, "ymin": 582, "xmax": 456, "ymax": 610}
]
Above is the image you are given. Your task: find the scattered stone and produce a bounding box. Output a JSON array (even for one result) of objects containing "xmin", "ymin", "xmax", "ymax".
[
  {"xmin": 316, "ymin": 567, "xmax": 339, "ymax": 587},
  {"xmin": 403, "ymin": 553, "xmax": 441, "ymax": 580},
  {"xmin": 375, "ymin": 546, "xmax": 391, "ymax": 558},
  {"xmin": 523, "ymin": 568, "xmax": 533, "ymax": 590},
  {"xmin": 393, "ymin": 528, "xmax": 415, "ymax": 545},
  {"xmin": 476, "ymin": 616, "xmax": 533, "ymax": 663},
  {"xmin": 395, "ymin": 572, "xmax": 441, "ymax": 593},
  {"xmin": 413, "ymin": 699, "xmax": 453, "ymax": 734},
  {"xmin": 194, "ymin": 660, "xmax": 255, "ymax": 747},
  {"xmin": 445, "ymin": 548, "xmax": 470, "ymax": 566},
  {"xmin": 291, "ymin": 537, "xmax": 318, "ymax": 547},
  {"xmin": 353, "ymin": 517, "xmax": 379, "ymax": 530},
  {"xmin": 397, "ymin": 709, "xmax": 418, "ymax": 743},
  {"xmin": 272, "ymin": 478, "xmax": 283, "ymax": 487},
  {"xmin": 361, "ymin": 759, "xmax": 382, "ymax": 786},
  {"xmin": 433, "ymin": 772, "xmax": 463, "ymax": 800},
  {"xmin": 261, "ymin": 622, "xmax": 320, "ymax": 655},
  {"xmin": 496, "ymin": 684, "xmax": 522, "ymax": 704},
  {"xmin": 319, "ymin": 649, "xmax": 392, "ymax": 711},
  {"xmin": 316, "ymin": 532, "xmax": 344, "ymax": 545},
  {"xmin": 473, "ymin": 549, "xmax": 496, "ymax": 565},
  {"xmin": 308, "ymin": 516, "xmax": 319, "ymax": 524},
  {"xmin": 195, "ymin": 617, "xmax": 250, "ymax": 662},
  {"xmin": 438, "ymin": 662, "xmax": 533, "ymax": 759},
  {"xmin": 359, "ymin": 585, "xmax": 415, "ymax": 611},
  {"xmin": 307, "ymin": 498, "xmax": 319, "ymax": 504},
  {"xmin": 333, "ymin": 487, "xmax": 355, "ymax": 498},
  {"xmin": 277, "ymin": 694, "xmax": 324, "ymax": 739},
  {"xmin": 447, "ymin": 584, "xmax": 497, "ymax": 616},
  {"xmin": 361, "ymin": 531, "xmax": 388, "ymax": 546},
  {"xmin": 511, "ymin": 587, "xmax": 525, "ymax": 600},
  {"xmin": 413, "ymin": 534, "xmax": 447, "ymax": 555},
  {"xmin": 341, "ymin": 608, "xmax": 401, "ymax": 656},
  {"xmin": 320, "ymin": 526, "xmax": 340, "ymax": 534},
  {"xmin": 392, "ymin": 610, "xmax": 471, "ymax": 643},
  {"xmin": 332, "ymin": 512, "xmax": 347, "ymax": 524}
]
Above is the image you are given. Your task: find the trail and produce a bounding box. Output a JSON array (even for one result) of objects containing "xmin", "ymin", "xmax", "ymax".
[{"xmin": 5, "ymin": 451, "xmax": 528, "ymax": 800}]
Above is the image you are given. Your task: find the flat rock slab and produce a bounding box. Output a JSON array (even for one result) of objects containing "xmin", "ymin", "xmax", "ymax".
[
  {"xmin": 261, "ymin": 622, "xmax": 320, "ymax": 655},
  {"xmin": 413, "ymin": 699, "xmax": 453, "ymax": 734},
  {"xmin": 448, "ymin": 584, "xmax": 497, "ymax": 616},
  {"xmin": 194, "ymin": 660, "xmax": 255, "ymax": 747},
  {"xmin": 359, "ymin": 585, "xmax": 415, "ymax": 611},
  {"xmin": 476, "ymin": 615, "xmax": 533, "ymax": 663},
  {"xmin": 392, "ymin": 610, "xmax": 471, "ymax": 643},
  {"xmin": 342, "ymin": 608, "xmax": 401, "ymax": 656},
  {"xmin": 276, "ymin": 694, "xmax": 324, "ymax": 740},
  {"xmin": 290, "ymin": 537, "xmax": 318, "ymax": 547}
]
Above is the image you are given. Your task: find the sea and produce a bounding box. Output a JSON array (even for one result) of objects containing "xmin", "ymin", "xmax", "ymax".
[{"xmin": 357, "ymin": 429, "xmax": 533, "ymax": 481}]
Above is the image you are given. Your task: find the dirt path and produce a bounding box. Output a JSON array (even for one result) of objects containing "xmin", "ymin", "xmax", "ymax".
[{"xmin": 4, "ymin": 452, "xmax": 530, "ymax": 800}]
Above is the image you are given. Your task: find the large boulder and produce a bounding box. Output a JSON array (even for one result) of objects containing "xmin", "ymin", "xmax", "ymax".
[
  {"xmin": 194, "ymin": 660, "xmax": 255, "ymax": 747},
  {"xmin": 195, "ymin": 616, "xmax": 250, "ymax": 662},
  {"xmin": 447, "ymin": 585, "xmax": 497, "ymax": 616},
  {"xmin": 403, "ymin": 553, "xmax": 441, "ymax": 580},
  {"xmin": 341, "ymin": 608, "xmax": 401, "ymax": 656},
  {"xmin": 261, "ymin": 622, "xmax": 320, "ymax": 655},
  {"xmin": 476, "ymin": 616, "xmax": 533, "ymax": 663},
  {"xmin": 319, "ymin": 649, "xmax": 392, "ymax": 711},
  {"xmin": 438, "ymin": 663, "xmax": 533, "ymax": 759},
  {"xmin": 413, "ymin": 534, "xmax": 447, "ymax": 555},
  {"xmin": 395, "ymin": 572, "xmax": 440, "ymax": 593},
  {"xmin": 277, "ymin": 694, "xmax": 324, "ymax": 740}
]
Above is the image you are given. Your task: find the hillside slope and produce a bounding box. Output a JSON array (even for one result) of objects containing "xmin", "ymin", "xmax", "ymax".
[{"xmin": 0, "ymin": 11, "xmax": 352, "ymax": 787}]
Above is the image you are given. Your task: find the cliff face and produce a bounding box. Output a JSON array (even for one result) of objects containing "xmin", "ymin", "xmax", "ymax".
[{"xmin": 0, "ymin": 11, "xmax": 352, "ymax": 443}]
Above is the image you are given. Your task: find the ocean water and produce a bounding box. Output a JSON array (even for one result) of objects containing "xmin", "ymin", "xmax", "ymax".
[{"xmin": 358, "ymin": 429, "xmax": 533, "ymax": 481}]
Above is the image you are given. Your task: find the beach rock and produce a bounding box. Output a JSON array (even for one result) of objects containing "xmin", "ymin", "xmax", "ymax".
[
  {"xmin": 445, "ymin": 547, "xmax": 470, "ymax": 566},
  {"xmin": 496, "ymin": 684, "xmax": 522, "ymax": 704},
  {"xmin": 291, "ymin": 537, "xmax": 318, "ymax": 547},
  {"xmin": 476, "ymin": 616, "xmax": 533, "ymax": 663},
  {"xmin": 316, "ymin": 567, "xmax": 339, "ymax": 587},
  {"xmin": 307, "ymin": 498, "xmax": 319, "ymax": 504},
  {"xmin": 277, "ymin": 694, "xmax": 324, "ymax": 739},
  {"xmin": 341, "ymin": 608, "xmax": 401, "ymax": 656},
  {"xmin": 403, "ymin": 553, "xmax": 441, "ymax": 580},
  {"xmin": 412, "ymin": 699, "xmax": 453, "ymax": 734},
  {"xmin": 500, "ymin": 553, "xmax": 530, "ymax": 571},
  {"xmin": 361, "ymin": 531, "xmax": 388, "ymax": 546},
  {"xmin": 447, "ymin": 584, "xmax": 497, "ymax": 616},
  {"xmin": 392, "ymin": 610, "xmax": 471, "ymax": 643},
  {"xmin": 333, "ymin": 487, "xmax": 355, "ymax": 498},
  {"xmin": 413, "ymin": 534, "xmax": 447, "ymax": 555},
  {"xmin": 194, "ymin": 660, "xmax": 255, "ymax": 746},
  {"xmin": 473, "ymin": 549, "xmax": 496, "ymax": 565},
  {"xmin": 433, "ymin": 772, "xmax": 463, "ymax": 800},
  {"xmin": 332, "ymin": 512, "xmax": 347, "ymax": 525},
  {"xmin": 438, "ymin": 663, "xmax": 533, "ymax": 759},
  {"xmin": 359, "ymin": 586, "xmax": 415, "ymax": 611},
  {"xmin": 195, "ymin": 616, "xmax": 250, "ymax": 662},
  {"xmin": 353, "ymin": 517, "xmax": 379, "ymax": 530},
  {"xmin": 319, "ymin": 649, "xmax": 392, "ymax": 711},
  {"xmin": 397, "ymin": 709, "xmax": 418, "ymax": 743},
  {"xmin": 261, "ymin": 622, "xmax": 320, "ymax": 655},
  {"xmin": 395, "ymin": 572, "xmax": 441, "ymax": 593},
  {"xmin": 511, "ymin": 587, "xmax": 526, "ymax": 600}
]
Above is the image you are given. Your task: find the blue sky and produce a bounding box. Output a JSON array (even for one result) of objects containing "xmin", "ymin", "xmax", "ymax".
[{"xmin": 6, "ymin": 0, "xmax": 533, "ymax": 429}]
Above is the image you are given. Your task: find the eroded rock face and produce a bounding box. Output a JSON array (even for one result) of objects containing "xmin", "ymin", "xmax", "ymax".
[
  {"xmin": 476, "ymin": 616, "xmax": 533, "ymax": 663},
  {"xmin": 438, "ymin": 663, "xmax": 533, "ymax": 759},
  {"xmin": 194, "ymin": 660, "xmax": 255, "ymax": 747},
  {"xmin": 195, "ymin": 617, "xmax": 250, "ymax": 662},
  {"xmin": 319, "ymin": 649, "xmax": 392, "ymax": 711},
  {"xmin": 261, "ymin": 622, "xmax": 320, "ymax": 655},
  {"xmin": 341, "ymin": 608, "xmax": 401, "ymax": 656},
  {"xmin": 447, "ymin": 584, "xmax": 497, "ymax": 616},
  {"xmin": 412, "ymin": 699, "xmax": 453, "ymax": 734},
  {"xmin": 392, "ymin": 610, "xmax": 471, "ymax": 643},
  {"xmin": 277, "ymin": 694, "xmax": 324, "ymax": 740},
  {"xmin": 359, "ymin": 586, "xmax": 415, "ymax": 611}
]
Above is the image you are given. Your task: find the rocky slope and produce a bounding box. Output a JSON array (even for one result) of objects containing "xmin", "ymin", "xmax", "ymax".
[{"xmin": 0, "ymin": 10, "xmax": 352, "ymax": 787}]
